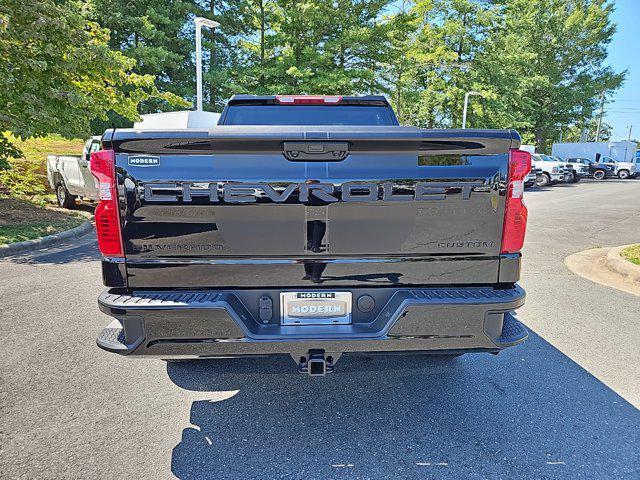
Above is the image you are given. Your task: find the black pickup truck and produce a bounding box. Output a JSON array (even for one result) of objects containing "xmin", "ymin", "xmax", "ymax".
[{"xmin": 92, "ymin": 95, "xmax": 530, "ymax": 375}]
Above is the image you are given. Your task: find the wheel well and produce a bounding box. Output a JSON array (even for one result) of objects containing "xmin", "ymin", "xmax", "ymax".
[{"xmin": 53, "ymin": 172, "xmax": 64, "ymax": 186}]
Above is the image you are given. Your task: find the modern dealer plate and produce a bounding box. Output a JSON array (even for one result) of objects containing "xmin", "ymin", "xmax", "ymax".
[{"xmin": 280, "ymin": 292, "xmax": 352, "ymax": 325}]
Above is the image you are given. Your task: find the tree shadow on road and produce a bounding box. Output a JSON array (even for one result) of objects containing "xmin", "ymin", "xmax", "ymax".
[
  {"xmin": 167, "ymin": 331, "xmax": 639, "ymax": 479},
  {"xmin": 3, "ymin": 233, "xmax": 100, "ymax": 265}
]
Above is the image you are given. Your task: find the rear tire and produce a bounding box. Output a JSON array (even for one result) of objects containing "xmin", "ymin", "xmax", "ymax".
[
  {"xmin": 593, "ymin": 170, "xmax": 606, "ymax": 180},
  {"xmin": 56, "ymin": 181, "xmax": 76, "ymax": 209},
  {"xmin": 536, "ymin": 173, "xmax": 550, "ymax": 187},
  {"xmin": 618, "ymin": 169, "xmax": 630, "ymax": 180}
]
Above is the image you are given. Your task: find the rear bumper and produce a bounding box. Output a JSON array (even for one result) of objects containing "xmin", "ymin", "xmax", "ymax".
[{"xmin": 97, "ymin": 285, "xmax": 527, "ymax": 358}]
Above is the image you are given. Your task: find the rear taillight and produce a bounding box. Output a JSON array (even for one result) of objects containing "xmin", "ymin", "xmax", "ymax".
[
  {"xmin": 501, "ymin": 149, "xmax": 532, "ymax": 254},
  {"xmin": 90, "ymin": 149, "xmax": 124, "ymax": 257},
  {"xmin": 275, "ymin": 95, "xmax": 342, "ymax": 105}
]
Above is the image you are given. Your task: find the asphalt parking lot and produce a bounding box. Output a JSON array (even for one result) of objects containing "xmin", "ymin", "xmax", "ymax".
[{"xmin": 1, "ymin": 179, "xmax": 639, "ymax": 479}]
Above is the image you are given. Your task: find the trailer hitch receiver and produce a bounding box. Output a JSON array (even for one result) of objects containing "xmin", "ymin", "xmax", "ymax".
[{"xmin": 292, "ymin": 350, "xmax": 341, "ymax": 376}]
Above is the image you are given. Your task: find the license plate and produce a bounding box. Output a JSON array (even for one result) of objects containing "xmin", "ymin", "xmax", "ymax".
[{"xmin": 280, "ymin": 292, "xmax": 352, "ymax": 325}]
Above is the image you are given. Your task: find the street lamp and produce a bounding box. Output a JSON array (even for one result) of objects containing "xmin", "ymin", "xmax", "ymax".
[
  {"xmin": 462, "ymin": 91, "xmax": 482, "ymax": 129},
  {"xmin": 194, "ymin": 17, "xmax": 220, "ymax": 111}
]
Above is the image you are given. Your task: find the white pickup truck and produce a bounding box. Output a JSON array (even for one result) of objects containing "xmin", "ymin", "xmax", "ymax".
[
  {"xmin": 46, "ymin": 136, "xmax": 101, "ymax": 208},
  {"xmin": 531, "ymin": 154, "xmax": 566, "ymax": 187},
  {"xmin": 550, "ymin": 155, "xmax": 589, "ymax": 182}
]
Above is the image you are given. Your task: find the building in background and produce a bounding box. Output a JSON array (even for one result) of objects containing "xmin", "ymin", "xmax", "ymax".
[{"xmin": 552, "ymin": 141, "xmax": 637, "ymax": 163}]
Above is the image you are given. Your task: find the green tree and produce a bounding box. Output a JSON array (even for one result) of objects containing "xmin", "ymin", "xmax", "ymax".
[
  {"xmin": 91, "ymin": 0, "xmax": 198, "ymax": 112},
  {"xmin": 561, "ymin": 118, "xmax": 612, "ymax": 144},
  {"xmin": 0, "ymin": 0, "xmax": 183, "ymax": 156},
  {"xmin": 0, "ymin": 134, "xmax": 21, "ymax": 171},
  {"xmin": 199, "ymin": 0, "xmax": 256, "ymax": 109},
  {"xmin": 378, "ymin": 2, "xmax": 419, "ymax": 121},
  {"xmin": 1, "ymin": 0, "xmax": 625, "ymax": 161},
  {"xmin": 389, "ymin": 0, "xmax": 500, "ymax": 127},
  {"xmin": 234, "ymin": 0, "xmax": 395, "ymax": 95},
  {"xmin": 93, "ymin": 0, "xmax": 262, "ymax": 111},
  {"xmin": 475, "ymin": 0, "xmax": 624, "ymax": 150}
]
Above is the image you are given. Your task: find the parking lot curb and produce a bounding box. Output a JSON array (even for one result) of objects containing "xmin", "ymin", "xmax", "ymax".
[
  {"xmin": 565, "ymin": 247, "xmax": 640, "ymax": 297},
  {"xmin": 0, "ymin": 220, "xmax": 94, "ymax": 258},
  {"xmin": 605, "ymin": 245, "xmax": 640, "ymax": 284}
]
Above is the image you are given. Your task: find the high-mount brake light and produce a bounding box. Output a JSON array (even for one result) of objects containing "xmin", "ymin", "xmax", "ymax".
[
  {"xmin": 90, "ymin": 149, "xmax": 124, "ymax": 257},
  {"xmin": 275, "ymin": 95, "xmax": 343, "ymax": 105},
  {"xmin": 501, "ymin": 148, "xmax": 532, "ymax": 254}
]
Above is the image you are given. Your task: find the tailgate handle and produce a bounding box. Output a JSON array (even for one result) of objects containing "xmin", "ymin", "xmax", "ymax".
[{"xmin": 283, "ymin": 142, "xmax": 349, "ymax": 162}]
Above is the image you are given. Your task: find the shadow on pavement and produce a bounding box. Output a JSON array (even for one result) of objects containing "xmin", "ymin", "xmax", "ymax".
[
  {"xmin": 4, "ymin": 233, "xmax": 100, "ymax": 265},
  {"xmin": 167, "ymin": 331, "xmax": 639, "ymax": 479},
  {"xmin": 581, "ymin": 178, "xmax": 637, "ymax": 184},
  {"xmin": 524, "ymin": 186, "xmax": 551, "ymax": 193},
  {"xmin": 525, "ymin": 184, "xmax": 577, "ymax": 193}
]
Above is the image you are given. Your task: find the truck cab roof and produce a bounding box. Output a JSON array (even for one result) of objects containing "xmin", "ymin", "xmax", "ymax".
[
  {"xmin": 226, "ymin": 94, "xmax": 391, "ymax": 106},
  {"xmin": 220, "ymin": 94, "xmax": 399, "ymax": 126}
]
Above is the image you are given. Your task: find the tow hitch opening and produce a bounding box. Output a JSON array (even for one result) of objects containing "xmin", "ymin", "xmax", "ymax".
[{"xmin": 292, "ymin": 350, "xmax": 341, "ymax": 376}]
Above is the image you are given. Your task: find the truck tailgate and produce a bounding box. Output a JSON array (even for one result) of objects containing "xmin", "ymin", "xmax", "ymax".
[{"xmin": 105, "ymin": 126, "xmax": 519, "ymax": 288}]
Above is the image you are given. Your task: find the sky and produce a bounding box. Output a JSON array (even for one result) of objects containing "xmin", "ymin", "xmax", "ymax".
[{"xmin": 605, "ymin": 0, "xmax": 640, "ymax": 141}]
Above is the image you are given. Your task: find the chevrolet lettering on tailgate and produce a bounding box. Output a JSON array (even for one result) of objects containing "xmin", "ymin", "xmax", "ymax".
[{"xmin": 142, "ymin": 181, "xmax": 484, "ymax": 204}]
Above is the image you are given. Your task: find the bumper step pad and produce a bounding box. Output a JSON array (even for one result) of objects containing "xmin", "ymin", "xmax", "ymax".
[
  {"xmin": 409, "ymin": 287, "xmax": 522, "ymax": 301},
  {"xmin": 96, "ymin": 321, "xmax": 128, "ymax": 352},
  {"xmin": 497, "ymin": 313, "xmax": 529, "ymax": 346},
  {"xmin": 100, "ymin": 291, "xmax": 221, "ymax": 308}
]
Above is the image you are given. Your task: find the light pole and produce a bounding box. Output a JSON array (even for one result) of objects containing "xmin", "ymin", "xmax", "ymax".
[
  {"xmin": 595, "ymin": 92, "xmax": 606, "ymax": 141},
  {"xmin": 194, "ymin": 17, "xmax": 220, "ymax": 111},
  {"xmin": 462, "ymin": 91, "xmax": 481, "ymax": 129}
]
